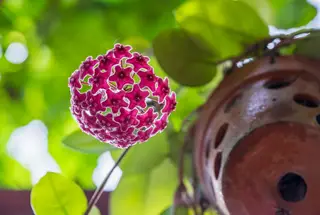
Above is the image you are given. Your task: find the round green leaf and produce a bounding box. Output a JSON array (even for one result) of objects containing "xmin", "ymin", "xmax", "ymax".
[
  {"xmin": 31, "ymin": 172, "xmax": 87, "ymax": 215},
  {"xmin": 111, "ymin": 159, "xmax": 178, "ymax": 215},
  {"xmin": 175, "ymin": 0, "xmax": 269, "ymax": 45},
  {"xmin": 153, "ymin": 28, "xmax": 217, "ymax": 87},
  {"xmin": 170, "ymin": 88, "xmax": 205, "ymax": 131},
  {"xmin": 240, "ymin": 0, "xmax": 317, "ymax": 29},
  {"xmin": 89, "ymin": 206, "xmax": 101, "ymax": 215},
  {"xmin": 161, "ymin": 206, "xmax": 189, "ymax": 215},
  {"xmin": 179, "ymin": 16, "xmax": 243, "ymax": 59},
  {"xmin": 62, "ymin": 130, "xmax": 119, "ymax": 154},
  {"xmin": 294, "ymin": 32, "xmax": 320, "ymax": 59},
  {"xmin": 269, "ymin": 0, "xmax": 317, "ymax": 29}
]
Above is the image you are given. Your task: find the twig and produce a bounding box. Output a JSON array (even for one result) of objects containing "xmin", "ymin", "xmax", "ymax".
[
  {"xmin": 84, "ymin": 147, "xmax": 131, "ymax": 215},
  {"xmin": 211, "ymin": 28, "xmax": 320, "ymax": 66}
]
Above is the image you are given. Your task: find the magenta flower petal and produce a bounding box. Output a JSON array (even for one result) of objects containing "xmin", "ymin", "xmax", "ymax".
[
  {"xmin": 152, "ymin": 113, "xmax": 169, "ymax": 135},
  {"xmin": 69, "ymin": 70, "xmax": 82, "ymax": 89},
  {"xmin": 85, "ymin": 91, "xmax": 106, "ymax": 115},
  {"xmin": 69, "ymin": 43, "xmax": 176, "ymax": 148},
  {"xmin": 136, "ymin": 108, "xmax": 158, "ymax": 128},
  {"xmin": 97, "ymin": 51, "xmax": 120, "ymax": 72},
  {"xmin": 134, "ymin": 127, "xmax": 153, "ymax": 143},
  {"xmin": 162, "ymin": 92, "xmax": 177, "ymax": 114},
  {"xmin": 79, "ymin": 122, "xmax": 95, "ymax": 136},
  {"xmin": 114, "ymin": 139, "xmax": 135, "ymax": 148},
  {"xmin": 71, "ymin": 105, "xmax": 82, "ymax": 118},
  {"xmin": 114, "ymin": 107, "xmax": 139, "ymax": 131},
  {"xmin": 102, "ymin": 89, "xmax": 128, "ymax": 113},
  {"xmin": 113, "ymin": 43, "xmax": 133, "ymax": 59},
  {"xmin": 110, "ymin": 127, "xmax": 135, "ymax": 141},
  {"xmin": 95, "ymin": 130, "xmax": 113, "ymax": 142},
  {"xmin": 137, "ymin": 68, "xmax": 158, "ymax": 91},
  {"xmin": 79, "ymin": 57, "xmax": 98, "ymax": 79},
  {"xmin": 96, "ymin": 113, "xmax": 119, "ymax": 130},
  {"xmin": 71, "ymin": 89, "xmax": 87, "ymax": 107},
  {"xmin": 153, "ymin": 77, "xmax": 170, "ymax": 103},
  {"xmin": 109, "ymin": 65, "xmax": 134, "ymax": 89},
  {"xmin": 125, "ymin": 84, "xmax": 149, "ymax": 109},
  {"xmin": 88, "ymin": 67, "xmax": 110, "ymax": 94},
  {"xmin": 82, "ymin": 111, "xmax": 101, "ymax": 129},
  {"xmin": 126, "ymin": 52, "xmax": 151, "ymax": 72}
]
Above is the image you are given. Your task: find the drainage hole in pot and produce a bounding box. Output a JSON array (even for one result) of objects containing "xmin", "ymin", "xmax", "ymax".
[
  {"xmin": 214, "ymin": 152, "xmax": 222, "ymax": 179},
  {"xmin": 214, "ymin": 123, "xmax": 229, "ymax": 148},
  {"xmin": 293, "ymin": 94, "xmax": 319, "ymax": 108},
  {"xmin": 278, "ymin": 172, "xmax": 307, "ymax": 203},
  {"xmin": 264, "ymin": 77, "xmax": 296, "ymax": 90},
  {"xmin": 316, "ymin": 114, "xmax": 320, "ymax": 125}
]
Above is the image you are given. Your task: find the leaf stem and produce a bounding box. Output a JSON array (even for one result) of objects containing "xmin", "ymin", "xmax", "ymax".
[
  {"xmin": 84, "ymin": 147, "xmax": 131, "ymax": 215},
  {"xmin": 210, "ymin": 28, "xmax": 320, "ymax": 66}
]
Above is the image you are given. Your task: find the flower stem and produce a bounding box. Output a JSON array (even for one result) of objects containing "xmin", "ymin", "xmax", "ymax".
[{"xmin": 84, "ymin": 147, "xmax": 131, "ymax": 215}]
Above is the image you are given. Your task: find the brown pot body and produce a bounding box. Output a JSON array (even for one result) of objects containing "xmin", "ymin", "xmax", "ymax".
[{"xmin": 194, "ymin": 55, "xmax": 320, "ymax": 215}]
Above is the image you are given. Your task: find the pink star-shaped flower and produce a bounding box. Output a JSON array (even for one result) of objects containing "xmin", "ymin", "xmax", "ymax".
[
  {"xmin": 96, "ymin": 113, "xmax": 120, "ymax": 131},
  {"xmin": 85, "ymin": 91, "xmax": 105, "ymax": 115},
  {"xmin": 69, "ymin": 70, "xmax": 82, "ymax": 89},
  {"xmin": 126, "ymin": 52, "xmax": 151, "ymax": 72},
  {"xmin": 110, "ymin": 127, "xmax": 135, "ymax": 141},
  {"xmin": 79, "ymin": 122, "xmax": 95, "ymax": 136},
  {"xmin": 153, "ymin": 77, "xmax": 170, "ymax": 103},
  {"xmin": 152, "ymin": 113, "xmax": 169, "ymax": 135},
  {"xmin": 114, "ymin": 108, "xmax": 139, "ymax": 131},
  {"xmin": 97, "ymin": 51, "xmax": 120, "ymax": 72},
  {"xmin": 82, "ymin": 111, "xmax": 101, "ymax": 129},
  {"xmin": 102, "ymin": 89, "xmax": 128, "ymax": 113},
  {"xmin": 79, "ymin": 56, "xmax": 98, "ymax": 79},
  {"xmin": 71, "ymin": 105, "xmax": 82, "ymax": 118},
  {"xmin": 125, "ymin": 84, "xmax": 149, "ymax": 109},
  {"xmin": 95, "ymin": 129, "xmax": 113, "ymax": 142},
  {"xmin": 88, "ymin": 67, "xmax": 110, "ymax": 94},
  {"xmin": 134, "ymin": 127, "xmax": 153, "ymax": 143},
  {"xmin": 113, "ymin": 43, "xmax": 133, "ymax": 59},
  {"xmin": 109, "ymin": 65, "xmax": 134, "ymax": 89},
  {"xmin": 136, "ymin": 108, "xmax": 158, "ymax": 128},
  {"xmin": 137, "ymin": 68, "xmax": 158, "ymax": 91},
  {"xmin": 114, "ymin": 138, "xmax": 135, "ymax": 148},
  {"xmin": 71, "ymin": 89, "xmax": 87, "ymax": 107},
  {"xmin": 162, "ymin": 92, "xmax": 177, "ymax": 113}
]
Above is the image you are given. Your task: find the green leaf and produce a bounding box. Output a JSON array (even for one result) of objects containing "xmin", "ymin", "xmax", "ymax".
[
  {"xmin": 160, "ymin": 206, "xmax": 189, "ymax": 215},
  {"xmin": 31, "ymin": 172, "xmax": 87, "ymax": 215},
  {"xmin": 175, "ymin": 0, "xmax": 269, "ymax": 45},
  {"xmin": 111, "ymin": 158, "xmax": 178, "ymax": 215},
  {"xmin": 161, "ymin": 206, "xmax": 189, "ymax": 215},
  {"xmin": 269, "ymin": 0, "xmax": 317, "ymax": 29},
  {"xmin": 62, "ymin": 130, "xmax": 119, "ymax": 154},
  {"xmin": 240, "ymin": 0, "xmax": 317, "ymax": 29},
  {"xmin": 179, "ymin": 16, "xmax": 243, "ymax": 59},
  {"xmin": 89, "ymin": 206, "xmax": 101, "ymax": 215},
  {"xmin": 171, "ymin": 88, "xmax": 205, "ymax": 131},
  {"xmin": 111, "ymin": 132, "xmax": 169, "ymax": 174},
  {"xmin": 294, "ymin": 32, "xmax": 320, "ymax": 59},
  {"xmin": 204, "ymin": 210, "xmax": 218, "ymax": 215},
  {"xmin": 153, "ymin": 28, "xmax": 217, "ymax": 87}
]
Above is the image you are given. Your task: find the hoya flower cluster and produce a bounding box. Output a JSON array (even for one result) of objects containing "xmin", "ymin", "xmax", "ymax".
[{"xmin": 68, "ymin": 44, "xmax": 176, "ymax": 148}]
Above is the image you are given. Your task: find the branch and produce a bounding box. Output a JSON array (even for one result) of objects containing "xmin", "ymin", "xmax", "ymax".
[
  {"xmin": 211, "ymin": 28, "xmax": 320, "ymax": 66},
  {"xmin": 84, "ymin": 147, "xmax": 131, "ymax": 215}
]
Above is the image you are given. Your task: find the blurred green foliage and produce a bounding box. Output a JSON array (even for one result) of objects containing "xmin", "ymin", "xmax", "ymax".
[{"xmin": 0, "ymin": 0, "xmax": 318, "ymax": 214}]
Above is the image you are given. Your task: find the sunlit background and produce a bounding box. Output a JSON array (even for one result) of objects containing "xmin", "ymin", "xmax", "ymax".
[{"xmin": 1, "ymin": 0, "xmax": 320, "ymax": 194}]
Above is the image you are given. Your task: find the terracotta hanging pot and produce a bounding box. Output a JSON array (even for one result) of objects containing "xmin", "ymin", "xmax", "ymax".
[{"xmin": 194, "ymin": 54, "xmax": 320, "ymax": 215}]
